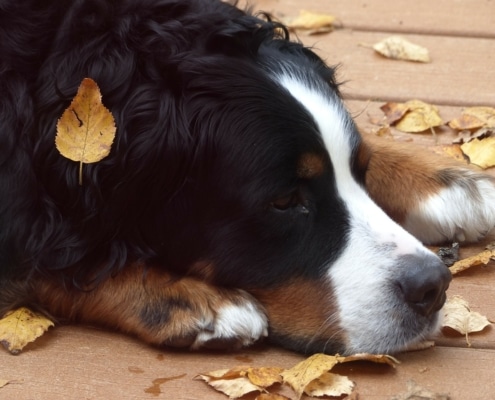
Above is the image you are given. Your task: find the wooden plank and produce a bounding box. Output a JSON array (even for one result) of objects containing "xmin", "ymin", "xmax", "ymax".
[
  {"xmin": 296, "ymin": 30, "xmax": 495, "ymax": 106},
  {"xmin": 253, "ymin": 0, "xmax": 495, "ymax": 38},
  {"xmin": 1, "ymin": 326, "xmax": 495, "ymax": 399}
]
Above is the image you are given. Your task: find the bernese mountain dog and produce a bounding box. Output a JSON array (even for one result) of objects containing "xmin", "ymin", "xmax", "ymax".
[{"xmin": 1, "ymin": 0, "xmax": 494, "ymax": 355}]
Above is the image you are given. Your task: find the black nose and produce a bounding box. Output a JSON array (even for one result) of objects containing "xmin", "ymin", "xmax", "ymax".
[{"xmin": 396, "ymin": 253, "xmax": 452, "ymax": 316}]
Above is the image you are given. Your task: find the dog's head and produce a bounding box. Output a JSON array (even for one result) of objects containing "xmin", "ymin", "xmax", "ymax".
[{"xmin": 20, "ymin": 0, "xmax": 451, "ymax": 355}]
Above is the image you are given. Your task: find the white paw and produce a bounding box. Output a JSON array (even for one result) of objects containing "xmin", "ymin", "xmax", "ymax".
[
  {"xmin": 191, "ymin": 301, "xmax": 268, "ymax": 349},
  {"xmin": 404, "ymin": 169, "xmax": 495, "ymax": 244}
]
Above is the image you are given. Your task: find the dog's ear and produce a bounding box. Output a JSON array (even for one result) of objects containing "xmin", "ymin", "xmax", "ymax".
[{"xmin": 205, "ymin": 15, "xmax": 288, "ymax": 57}]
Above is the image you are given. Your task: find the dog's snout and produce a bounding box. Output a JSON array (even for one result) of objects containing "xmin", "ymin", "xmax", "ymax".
[{"xmin": 396, "ymin": 254, "xmax": 452, "ymax": 317}]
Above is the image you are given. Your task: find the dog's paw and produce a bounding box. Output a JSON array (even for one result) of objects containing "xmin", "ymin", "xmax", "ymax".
[
  {"xmin": 404, "ymin": 168, "xmax": 495, "ymax": 244},
  {"xmin": 153, "ymin": 288, "xmax": 268, "ymax": 350},
  {"xmin": 190, "ymin": 299, "xmax": 269, "ymax": 350}
]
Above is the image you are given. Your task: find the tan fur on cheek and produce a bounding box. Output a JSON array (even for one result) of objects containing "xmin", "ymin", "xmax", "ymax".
[{"xmin": 251, "ymin": 278, "xmax": 344, "ymax": 350}]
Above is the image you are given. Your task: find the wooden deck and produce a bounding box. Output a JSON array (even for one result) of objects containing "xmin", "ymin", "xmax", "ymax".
[{"xmin": 1, "ymin": 0, "xmax": 494, "ymax": 399}]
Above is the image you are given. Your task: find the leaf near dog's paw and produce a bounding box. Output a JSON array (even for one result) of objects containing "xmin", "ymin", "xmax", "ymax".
[
  {"xmin": 448, "ymin": 107, "xmax": 495, "ymax": 131},
  {"xmin": 304, "ymin": 372, "xmax": 354, "ymax": 397},
  {"xmin": 460, "ymin": 135, "xmax": 495, "ymax": 169},
  {"xmin": 381, "ymin": 100, "xmax": 443, "ymax": 133},
  {"xmin": 442, "ymin": 295, "xmax": 491, "ymax": 345},
  {"xmin": 373, "ymin": 36, "xmax": 430, "ymax": 63},
  {"xmin": 56, "ymin": 77, "xmax": 116, "ymax": 185},
  {"xmin": 0, "ymin": 307, "xmax": 54, "ymax": 355},
  {"xmin": 285, "ymin": 10, "xmax": 336, "ymax": 34},
  {"xmin": 196, "ymin": 366, "xmax": 283, "ymax": 398}
]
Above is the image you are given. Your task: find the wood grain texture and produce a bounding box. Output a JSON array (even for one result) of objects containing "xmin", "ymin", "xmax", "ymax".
[{"xmin": 1, "ymin": 0, "xmax": 495, "ymax": 399}]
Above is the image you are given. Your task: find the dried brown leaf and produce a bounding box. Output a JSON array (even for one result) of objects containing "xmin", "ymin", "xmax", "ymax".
[
  {"xmin": 247, "ymin": 367, "xmax": 284, "ymax": 387},
  {"xmin": 373, "ymin": 36, "xmax": 430, "ymax": 63},
  {"xmin": 281, "ymin": 354, "xmax": 340, "ymax": 399},
  {"xmin": 285, "ymin": 10, "xmax": 336, "ymax": 34},
  {"xmin": 442, "ymin": 295, "xmax": 492, "ymax": 345},
  {"xmin": 381, "ymin": 100, "xmax": 443, "ymax": 133},
  {"xmin": 449, "ymin": 248, "xmax": 495, "ymax": 275},
  {"xmin": 196, "ymin": 369, "xmax": 264, "ymax": 399},
  {"xmin": 449, "ymin": 107, "xmax": 495, "ymax": 130},
  {"xmin": 256, "ymin": 394, "xmax": 291, "ymax": 400},
  {"xmin": 55, "ymin": 77, "xmax": 116, "ymax": 185},
  {"xmin": 460, "ymin": 136, "xmax": 495, "ymax": 169},
  {"xmin": 304, "ymin": 372, "xmax": 354, "ymax": 397},
  {"xmin": 0, "ymin": 307, "xmax": 54, "ymax": 355}
]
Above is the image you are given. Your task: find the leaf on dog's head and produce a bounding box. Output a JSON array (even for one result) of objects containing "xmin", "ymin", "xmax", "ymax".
[
  {"xmin": 284, "ymin": 10, "xmax": 336, "ymax": 34},
  {"xmin": 55, "ymin": 78, "xmax": 116, "ymax": 185},
  {"xmin": 373, "ymin": 36, "xmax": 430, "ymax": 63},
  {"xmin": 381, "ymin": 100, "xmax": 443, "ymax": 133},
  {"xmin": 0, "ymin": 307, "xmax": 54, "ymax": 355},
  {"xmin": 442, "ymin": 295, "xmax": 492, "ymax": 345}
]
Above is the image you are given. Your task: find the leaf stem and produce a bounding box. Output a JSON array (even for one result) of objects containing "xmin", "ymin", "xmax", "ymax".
[{"xmin": 79, "ymin": 161, "xmax": 83, "ymax": 185}]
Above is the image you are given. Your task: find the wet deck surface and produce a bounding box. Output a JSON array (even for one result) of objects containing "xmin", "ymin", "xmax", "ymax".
[{"xmin": 1, "ymin": 1, "xmax": 494, "ymax": 399}]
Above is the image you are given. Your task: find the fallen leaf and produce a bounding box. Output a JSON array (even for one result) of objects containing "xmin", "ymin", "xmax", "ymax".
[
  {"xmin": 381, "ymin": 100, "xmax": 443, "ymax": 133},
  {"xmin": 256, "ymin": 394, "xmax": 291, "ymax": 400},
  {"xmin": 380, "ymin": 102, "xmax": 410, "ymax": 125},
  {"xmin": 442, "ymin": 295, "xmax": 491, "ymax": 346},
  {"xmin": 282, "ymin": 353, "xmax": 398, "ymax": 399},
  {"xmin": 460, "ymin": 136, "xmax": 495, "ymax": 169},
  {"xmin": 0, "ymin": 307, "xmax": 54, "ymax": 355},
  {"xmin": 448, "ymin": 107, "xmax": 495, "ymax": 131},
  {"xmin": 196, "ymin": 369, "xmax": 265, "ymax": 399},
  {"xmin": 391, "ymin": 380, "xmax": 450, "ymax": 400},
  {"xmin": 284, "ymin": 10, "xmax": 336, "ymax": 34},
  {"xmin": 449, "ymin": 247, "xmax": 495, "ymax": 275},
  {"xmin": 373, "ymin": 36, "xmax": 430, "ymax": 63},
  {"xmin": 0, "ymin": 380, "xmax": 9, "ymax": 388},
  {"xmin": 281, "ymin": 354, "xmax": 340, "ymax": 399},
  {"xmin": 440, "ymin": 145, "xmax": 467, "ymax": 164},
  {"xmin": 55, "ymin": 77, "xmax": 116, "ymax": 185},
  {"xmin": 304, "ymin": 372, "xmax": 354, "ymax": 397},
  {"xmin": 247, "ymin": 367, "xmax": 284, "ymax": 387}
]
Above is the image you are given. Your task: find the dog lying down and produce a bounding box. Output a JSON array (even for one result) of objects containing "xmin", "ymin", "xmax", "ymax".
[{"xmin": 1, "ymin": 0, "xmax": 494, "ymax": 355}]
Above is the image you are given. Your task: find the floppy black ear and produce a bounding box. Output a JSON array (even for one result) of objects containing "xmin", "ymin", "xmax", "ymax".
[{"xmin": 205, "ymin": 14, "xmax": 288, "ymax": 58}]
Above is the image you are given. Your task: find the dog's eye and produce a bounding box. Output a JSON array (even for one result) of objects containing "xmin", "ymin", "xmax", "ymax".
[{"xmin": 271, "ymin": 191, "xmax": 309, "ymax": 214}]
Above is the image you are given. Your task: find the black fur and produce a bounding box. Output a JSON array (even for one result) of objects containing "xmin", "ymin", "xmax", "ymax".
[{"xmin": 0, "ymin": 0, "xmax": 348, "ymax": 309}]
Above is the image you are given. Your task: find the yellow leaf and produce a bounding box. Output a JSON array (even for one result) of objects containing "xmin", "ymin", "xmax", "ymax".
[
  {"xmin": 247, "ymin": 367, "xmax": 284, "ymax": 387},
  {"xmin": 55, "ymin": 78, "xmax": 116, "ymax": 185},
  {"xmin": 380, "ymin": 102, "xmax": 410, "ymax": 125},
  {"xmin": 442, "ymin": 295, "xmax": 492, "ymax": 345},
  {"xmin": 195, "ymin": 369, "xmax": 264, "ymax": 399},
  {"xmin": 281, "ymin": 354, "xmax": 340, "ymax": 399},
  {"xmin": 336, "ymin": 353, "xmax": 400, "ymax": 366},
  {"xmin": 304, "ymin": 372, "xmax": 354, "ymax": 397},
  {"xmin": 255, "ymin": 394, "xmax": 291, "ymax": 400},
  {"xmin": 380, "ymin": 100, "xmax": 443, "ymax": 133},
  {"xmin": 449, "ymin": 248, "xmax": 495, "ymax": 275},
  {"xmin": 460, "ymin": 136, "xmax": 495, "ymax": 169},
  {"xmin": 0, "ymin": 307, "xmax": 54, "ymax": 355},
  {"xmin": 449, "ymin": 106, "xmax": 495, "ymax": 130},
  {"xmin": 373, "ymin": 36, "xmax": 430, "ymax": 63},
  {"xmin": 0, "ymin": 379, "xmax": 9, "ymax": 388},
  {"xmin": 285, "ymin": 10, "xmax": 336, "ymax": 34}
]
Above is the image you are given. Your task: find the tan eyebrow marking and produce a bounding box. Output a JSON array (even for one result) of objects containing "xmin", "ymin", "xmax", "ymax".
[{"xmin": 297, "ymin": 152, "xmax": 325, "ymax": 179}]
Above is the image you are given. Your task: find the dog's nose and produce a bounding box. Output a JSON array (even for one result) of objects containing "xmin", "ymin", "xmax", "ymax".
[{"xmin": 397, "ymin": 254, "xmax": 452, "ymax": 317}]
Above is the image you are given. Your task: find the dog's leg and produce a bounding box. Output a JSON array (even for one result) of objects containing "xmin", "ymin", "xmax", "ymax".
[
  {"xmin": 362, "ymin": 134, "xmax": 495, "ymax": 244},
  {"xmin": 32, "ymin": 264, "xmax": 268, "ymax": 349}
]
